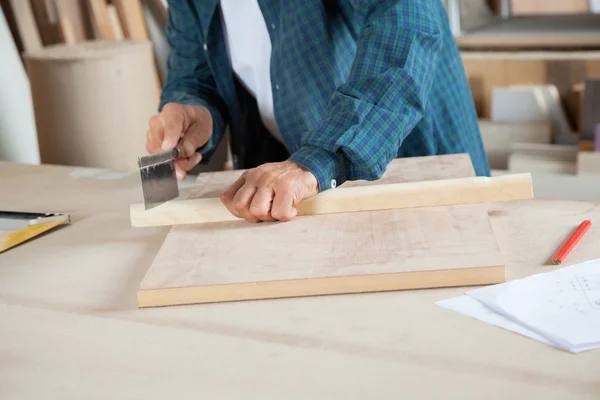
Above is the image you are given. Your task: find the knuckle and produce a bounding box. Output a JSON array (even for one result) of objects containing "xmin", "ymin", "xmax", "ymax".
[{"xmin": 249, "ymin": 204, "xmax": 269, "ymax": 219}]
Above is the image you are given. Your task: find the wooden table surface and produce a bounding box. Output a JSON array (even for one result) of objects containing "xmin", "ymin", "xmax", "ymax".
[{"xmin": 1, "ymin": 161, "xmax": 600, "ymax": 399}]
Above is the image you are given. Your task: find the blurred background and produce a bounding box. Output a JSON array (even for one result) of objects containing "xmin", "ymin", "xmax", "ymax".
[{"xmin": 3, "ymin": 0, "xmax": 600, "ymax": 199}]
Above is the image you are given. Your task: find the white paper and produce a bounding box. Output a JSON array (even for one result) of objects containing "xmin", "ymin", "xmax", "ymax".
[
  {"xmin": 437, "ymin": 259, "xmax": 600, "ymax": 353},
  {"xmin": 436, "ymin": 295, "xmax": 597, "ymax": 353}
]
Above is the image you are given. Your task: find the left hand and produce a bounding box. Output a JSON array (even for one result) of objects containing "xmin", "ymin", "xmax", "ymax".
[{"xmin": 221, "ymin": 161, "xmax": 319, "ymax": 223}]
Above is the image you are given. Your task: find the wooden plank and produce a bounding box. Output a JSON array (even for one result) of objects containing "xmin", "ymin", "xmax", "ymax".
[
  {"xmin": 112, "ymin": 0, "xmax": 161, "ymax": 95},
  {"xmin": 112, "ymin": 0, "xmax": 148, "ymax": 40},
  {"xmin": 6, "ymin": 0, "xmax": 42, "ymax": 53},
  {"xmin": 508, "ymin": 143, "xmax": 578, "ymax": 174},
  {"xmin": 579, "ymin": 140, "xmax": 596, "ymax": 152},
  {"xmin": 30, "ymin": 0, "xmax": 62, "ymax": 46},
  {"xmin": 88, "ymin": 0, "xmax": 114, "ymax": 40},
  {"xmin": 57, "ymin": 14, "xmax": 75, "ymax": 44},
  {"xmin": 510, "ymin": 0, "xmax": 589, "ymax": 15},
  {"xmin": 479, "ymin": 120, "xmax": 552, "ymax": 169},
  {"xmin": 577, "ymin": 152, "xmax": 600, "ymax": 175},
  {"xmin": 130, "ymin": 174, "xmax": 534, "ymax": 228},
  {"xmin": 136, "ymin": 154, "xmax": 510, "ymax": 307},
  {"xmin": 55, "ymin": 0, "xmax": 92, "ymax": 42},
  {"xmin": 106, "ymin": 4, "xmax": 124, "ymax": 41}
]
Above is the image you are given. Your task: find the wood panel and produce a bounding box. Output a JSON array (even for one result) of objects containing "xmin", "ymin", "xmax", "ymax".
[
  {"xmin": 136, "ymin": 154, "xmax": 509, "ymax": 307},
  {"xmin": 479, "ymin": 120, "xmax": 552, "ymax": 169},
  {"xmin": 577, "ymin": 152, "xmax": 600, "ymax": 175}
]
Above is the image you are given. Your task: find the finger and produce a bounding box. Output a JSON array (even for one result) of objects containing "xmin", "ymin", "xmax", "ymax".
[
  {"xmin": 221, "ymin": 175, "xmax": 246, "ymax": 211},
  {"xmin": 271, "ymin": 182, "xmax": 298, "ymax": 222},
  {"xmin": 174, "ymin": 164, "xmax": 186, "ymax": 181},
  {"xmin": 176, "ymin": 152, "xmax": 202, "ymax": 173},
  {"xmin": 231, "ymin": 185, "xmax": 260, "ymax": 223},
  {"xmin": 147, "ymin": 116, "xmax": 164, "ymax": 153},
  {"xmin": 249, "ymin": 187, "xmax": 275, "ymax": 222},
  {"xmin": 159, "ymin": 104, "xmax": 186, "ymax": 150}
]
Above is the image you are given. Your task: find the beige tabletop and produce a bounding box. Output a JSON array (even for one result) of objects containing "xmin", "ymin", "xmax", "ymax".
[{"xmin": 1, "ymin": 161, "xmax": 600, "ymax": 399}]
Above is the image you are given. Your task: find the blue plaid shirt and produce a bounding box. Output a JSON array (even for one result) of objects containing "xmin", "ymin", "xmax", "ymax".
[{"xmin": 160, "ymin": 0, "xmax": 490, "ymax": 191}]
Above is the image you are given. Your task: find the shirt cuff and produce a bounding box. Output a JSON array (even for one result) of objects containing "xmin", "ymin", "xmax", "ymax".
[
  {"xmin": 159, "ymin": 91, "xmax": 225, "ymax": 159},
  {"xmin": 288, "ymin": 145, "xmax": 348, "ymax": 192}
]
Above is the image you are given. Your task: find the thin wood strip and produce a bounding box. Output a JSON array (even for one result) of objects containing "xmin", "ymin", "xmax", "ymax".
[
  {"xmin": 57, "ymin": 16, "xmax": 76, "ymax": 44},
  {"xmin": 7, "ymin": 0, "xmax": 43, "ymax": 53},
  {"xmin": 30, "ymin": 0, "xmax": 62, "ymax": 45},
  {"xmin": 130, "ymin": 174, "xmax": 534, "ymax": 228},
  {"xmin": 88, "ymin": 0, "xmax": 114, "ymax": 40},
  {"xmin": 107, "ymin": 4, "xmax": 124, "ymax": 41},
  {"xmin": 137, "ymin": 265, "xmax": 506, "ymax": 307},
  {"xmin": 55, "ymin": 0, "xmax": 91, "ymax": 42},
  {"xmin": 112, "ymin": 0, "xmax": 148, "ymax": 40}
]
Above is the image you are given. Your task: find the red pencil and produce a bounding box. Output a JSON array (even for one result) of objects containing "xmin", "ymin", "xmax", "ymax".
[{"xmin": 551, "ymin": 220, "xmax": 592, "ymax": 265}]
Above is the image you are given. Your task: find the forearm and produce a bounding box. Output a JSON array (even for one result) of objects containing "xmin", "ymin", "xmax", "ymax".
[
  {"xmin": 160, "ymin": 0, "xmax": 228, "ymax": 160},
  {"xmin": 290, "ymin": 0, "xmax": 442, "ymax": 190}
]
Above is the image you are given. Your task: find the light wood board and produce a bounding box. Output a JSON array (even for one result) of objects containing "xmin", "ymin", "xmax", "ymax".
[
  {"xmin": 130, "ymin": 174, "xmax": 533, "ymax": 227},
  {"xmin": 137, "ymin": 154, "xmax": 508, "ymax": 307}
]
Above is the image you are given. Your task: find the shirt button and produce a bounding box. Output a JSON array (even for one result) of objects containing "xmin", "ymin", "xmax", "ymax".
[
  {"xmin": 275, "ymin": 84, "xmax": 280, "ymax": 90},
  {"xmin": 271, "ymin": 23, "xmax": 276, "ymax": 30},
  {"xmin": 331, "ymin": 179, "xmax": 337, "ymax": 189},
  {"xmin": 203, "ymin": 43, "xmax": 208, "ymax": 51}
]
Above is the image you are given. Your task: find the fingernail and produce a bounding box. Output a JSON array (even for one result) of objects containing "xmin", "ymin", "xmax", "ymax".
[
  {"xmin": 176, "ymin": 170, "xmax": 184, "ymax": 180},
  {"xmin": 182, "ymin": 141, "xmax": 196, "ymax": 157},
  {"xmin": 161, "ymin": 140, "xmax": 170, "ymax": 151}
]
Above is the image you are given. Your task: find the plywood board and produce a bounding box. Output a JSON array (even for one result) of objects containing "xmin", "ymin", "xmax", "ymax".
[
  {"xmin": 137, "ymin": 154, "xmax": 508, "ymax": 307},
  {"xmin": 577, "ymin": 152, "xmax": 600, "ymax": 175},
  {"xmin": 508, "ymin": 143, "xmax": 578, "ymax": 174},
  {"xmin": 479, "ymin": 120, "xmax": 552, "ymax": 169}
]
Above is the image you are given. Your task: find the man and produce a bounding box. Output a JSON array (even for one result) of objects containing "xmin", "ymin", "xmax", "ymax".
[{"xmin": 146, "ymin": 0, "xmax": 490, "ymax": 223}]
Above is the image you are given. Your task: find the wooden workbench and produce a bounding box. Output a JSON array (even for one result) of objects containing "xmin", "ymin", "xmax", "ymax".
[{"xmin": 1, "ymin": 160, "xmax": 599, "ymax": 399}]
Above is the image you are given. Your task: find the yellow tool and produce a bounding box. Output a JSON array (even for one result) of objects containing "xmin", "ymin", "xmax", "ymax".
[{"xmin": 0, "ymin": 211, "xmax": 70, "ymax": 253}]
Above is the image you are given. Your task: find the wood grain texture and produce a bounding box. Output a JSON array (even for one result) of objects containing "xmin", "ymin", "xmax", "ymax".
[
  {"xmin": 137, "ymin": 154, "xmax": 509, "ymax": 307},
  {"xmin": 130, "ymin": 174, "xmax": 534, "ymax": 228}
]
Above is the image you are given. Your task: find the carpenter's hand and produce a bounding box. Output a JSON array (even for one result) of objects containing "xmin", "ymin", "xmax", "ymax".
[
  {"xmin": 221, "ymin": 161, "xmax": 319, "ymax": 223},
  {"xmin": 146, "ymin": 103, "xmax": 213, "ymax": 180}
]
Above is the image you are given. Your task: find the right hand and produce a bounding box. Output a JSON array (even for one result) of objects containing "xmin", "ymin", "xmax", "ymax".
[{"xmin": 146, "ymin": 103, "xmax": 213, "ymax": 180}]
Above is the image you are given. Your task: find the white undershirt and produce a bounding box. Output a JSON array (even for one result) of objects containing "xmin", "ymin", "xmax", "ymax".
[{"xmin": 219, "ymin": 0, "xmax": 283, "ymax": 143}]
